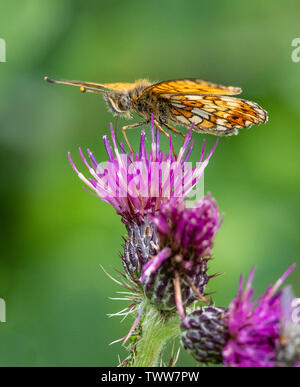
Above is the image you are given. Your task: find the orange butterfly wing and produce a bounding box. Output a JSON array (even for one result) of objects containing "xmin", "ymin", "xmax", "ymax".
[
  {"xmin": 144, "ymin": 79, "xmax": 242, "ymax": 96},
  {"xmin": 166, "ymin": 94, "xmax": 268, "ymax": 134},
  {"xmin": 140, "ymin": 79, "xmax": 267, "ymax": 134}
]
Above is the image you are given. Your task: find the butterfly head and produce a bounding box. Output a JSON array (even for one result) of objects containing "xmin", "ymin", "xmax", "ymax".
[{"xmin": 103, "ymin": 92, "xmax": 133, "ymax": 118}]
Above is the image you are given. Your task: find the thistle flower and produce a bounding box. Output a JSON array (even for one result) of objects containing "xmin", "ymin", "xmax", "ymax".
[
  {"xmin": 69, "ymin": 121, "xmax": 220, "ymax": 358},
  {"xmin": 68, "ymin": 120, "xmax": 218, "ymax": 222},
  {"xmin": 141, "ymin": 196, "xmax": 221, "ymax": 323},
  {"xmin": 181, "ymin": 306, "xmax": 228, "ymax": 364},
  {"xmin": 180, "ymin": 265, "xmax": 299, "ymax": 367},
  {"xmin": 223, "ymin": 265, "xmax": 297, "ymax": 367}
]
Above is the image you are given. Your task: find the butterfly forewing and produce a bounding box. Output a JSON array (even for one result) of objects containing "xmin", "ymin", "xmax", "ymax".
[{"xmin": 144, "ymin": 79, "xmax": 242, "ymax": 96}]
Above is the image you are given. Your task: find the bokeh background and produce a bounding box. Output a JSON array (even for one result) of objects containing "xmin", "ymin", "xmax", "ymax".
[{"xmin": 0, "ymin": 0, "xmax": 299, "ymax": 366}]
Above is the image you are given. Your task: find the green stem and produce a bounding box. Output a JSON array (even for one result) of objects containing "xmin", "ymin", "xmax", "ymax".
[{"xmin": 132, "ymin": 304, "xmax": 181, "ymax": 367}]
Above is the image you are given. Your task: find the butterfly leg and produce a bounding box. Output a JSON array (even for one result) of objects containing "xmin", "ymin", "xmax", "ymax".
[
  {"xmin": 164, "ymin": 122, "xmax": 187, "ymax": 148},
  {"xmin": 122, "ymin": 120, "xmax": 149, "ymax": 155},
  {"xmin": 164, "ymin": 122, "xmax": 186, "ymax": 139},
  {"xmin": 154, "ymin": 120, "xmax": 177, "ymax": 158}
]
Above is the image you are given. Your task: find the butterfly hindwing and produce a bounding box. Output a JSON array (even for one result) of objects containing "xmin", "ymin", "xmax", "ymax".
[{"xmin": 166, "ymin": 94, "xmax": 268, "ymax": 134}]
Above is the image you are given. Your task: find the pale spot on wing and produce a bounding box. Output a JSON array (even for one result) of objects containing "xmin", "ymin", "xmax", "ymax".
[
  {"xmin": 203, "ymin": 107, "xmax": 216, "ymax": 113},
  {"xmin": 190, "ymin": 115, "xmax": 203, "ymax": 124},
  {"xmin": 220, "ymin": 99, "xmax": 240, "ymax": 107},
  {"xmin": 218, "ymin": 96, "xmax": 235, "ymax": 102},
  {"xmin": 215, "ymin": 118, "xmax": 227, "ymax": 126},
  {"xmin": 176, "ymin": 115, "xmax": 190, "ymax": 125},
  {"xmin": 185, "ymin": 95, "xmax": 204, "ymax": 101},
  {"xmin": 215, "ymin": 125, "xmax": 227, "ymax": 131},
  {"xmin": 170, "ymin": 96, "xmax": 182, "ymax": 102},
  {"xmin": 172, "ymin": 103, "xmax": 185, "ymax": 108},
  {"xmin": 191, "ymin": 108, "xmax": 210, "ymax": 120}
]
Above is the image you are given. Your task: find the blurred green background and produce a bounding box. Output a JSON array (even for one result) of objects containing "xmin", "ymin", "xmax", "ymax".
[{"xmin": 0, "ymin": 0, "xmax": 299, "ymax": 366}]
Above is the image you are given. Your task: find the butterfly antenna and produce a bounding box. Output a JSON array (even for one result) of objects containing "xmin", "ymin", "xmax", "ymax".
[{"xmin": 44, "ymin": 76, "xmax": 105, "ymax": 95}]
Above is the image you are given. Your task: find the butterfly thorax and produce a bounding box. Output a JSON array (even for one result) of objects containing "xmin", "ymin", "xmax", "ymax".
[{"xmin": 103, "ymin": 79, "xmax": 152, "ymax": 120}]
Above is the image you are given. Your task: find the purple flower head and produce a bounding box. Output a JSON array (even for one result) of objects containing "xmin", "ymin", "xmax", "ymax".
[
  {"xmin": 223, "ymin": 264, "xmax": 296, "ymax": 367},
  {"xmin": 152, "ymin": 194, "xmax": 221, "ymax": 259},
  {"xmin": 68, "ymin": 120, "xmax": 218, "ymax": 221},
  {"xmin": 181, "ymin": 306, "xmax": 229, "ymax": 364},
  {"xmin": 141, "ymin": 196, "xmax": 221, "ymax": 324}
]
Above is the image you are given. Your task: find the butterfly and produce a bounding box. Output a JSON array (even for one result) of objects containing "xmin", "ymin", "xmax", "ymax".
[{"xmin": 44, "ymin": 77, "xmax": 268, "ymax": 153}]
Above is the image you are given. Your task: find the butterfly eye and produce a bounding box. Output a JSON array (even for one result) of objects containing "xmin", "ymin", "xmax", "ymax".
[{"xmin": 117, "ymin": 96, "xmax": 131, "ymax": 111}]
